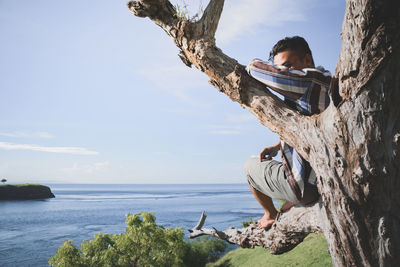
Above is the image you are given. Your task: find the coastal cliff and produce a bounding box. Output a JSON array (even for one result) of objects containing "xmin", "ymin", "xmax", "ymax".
[{"xmin": 0, "ymin": 184, "xmax": 55, "ymax": 200}]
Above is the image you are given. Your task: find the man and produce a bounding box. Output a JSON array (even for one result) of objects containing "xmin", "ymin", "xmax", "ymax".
[{"xmin": 245, "ymin": 36, "xmax": 332, "ymax": 228}]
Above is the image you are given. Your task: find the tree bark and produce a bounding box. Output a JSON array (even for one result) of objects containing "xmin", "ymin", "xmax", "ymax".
[
  {"xmin": 127, "ymin": 0, "xmax": 400, "ymax": 266},
  {"xmin": 188, "ymin": 200, "xmax": 327, "ymax": 255}
]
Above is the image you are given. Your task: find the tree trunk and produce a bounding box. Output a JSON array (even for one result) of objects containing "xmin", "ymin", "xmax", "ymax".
[{"xmin": 127, "ymin": 0, "xmax": 400, "ymax": 266}]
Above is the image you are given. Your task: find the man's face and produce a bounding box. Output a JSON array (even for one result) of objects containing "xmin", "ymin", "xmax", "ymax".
[{"xmin": 273, "ymin": 50, "xmax": 313, "ymax": 70}]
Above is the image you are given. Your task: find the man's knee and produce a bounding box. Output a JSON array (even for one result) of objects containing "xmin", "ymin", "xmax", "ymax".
[{"xmin": 244, "ymin": 157, "xmax": 258, "ymax": 177}]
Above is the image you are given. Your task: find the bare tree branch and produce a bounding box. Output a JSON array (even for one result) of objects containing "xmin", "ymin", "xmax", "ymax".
[
  {"xmin": 191, "ymin": 211, "xmax": 207, "ymax": 231},
  {"xmin": 127, "ymin": 0, "xmax": 177, "ymax": 29},
  {"xmin": 127, "ymin": 0, "xmax": 318, "ymax": 162},
  {"xmin": 196, "ymin": 0, "xmax": 225, "ymax": 39},
  {"xmin": 189, "ymin": 200, "xmax": 325, "ymax": 254}
]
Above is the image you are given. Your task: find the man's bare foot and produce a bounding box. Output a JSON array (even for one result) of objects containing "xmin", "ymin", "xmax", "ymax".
[
  {"xmin": 280, "ymin": 201, "xmax": 294, "ymax": 212},
  {"xmin": 258, "ymin": 212, "xmax": 276, "ymax": 229}
]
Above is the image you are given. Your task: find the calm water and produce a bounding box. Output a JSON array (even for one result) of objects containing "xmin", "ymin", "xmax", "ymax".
[{"xmin": 0, "ymin": 184, "xmax": 264, "ymax": 267}]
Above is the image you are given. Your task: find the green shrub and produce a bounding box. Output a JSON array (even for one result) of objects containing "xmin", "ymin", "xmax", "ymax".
[
  {"xmin": 49, "ymin": 240, "xmax": 85, "ymax": 267},
  {"xmin": 49, "ymin": 212, "xmax": 227, "ymax": 267},
  {"xmin": 241, "ymin": 217, "xmax": 257, "ymax": 228},
  {"xmin": 173, "ymin": 0, "xmax": 204, "ymax": 22},
  {"xmin": 183, "ymin": 237, "xmax": 227, "ymax": 267}
]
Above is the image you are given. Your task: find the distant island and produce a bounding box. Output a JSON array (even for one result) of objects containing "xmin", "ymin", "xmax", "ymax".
[{"xmin": 0, "ymin": 184, "xmax": 55, "ymax": 200}]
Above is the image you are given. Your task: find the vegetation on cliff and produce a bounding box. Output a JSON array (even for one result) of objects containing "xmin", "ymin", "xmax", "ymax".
[
  {"xmin": 50, "ymin": 212, "xmax": 332, "ymax": 267},
  {"xmin": 0, "ymin": 184, "xmax": 55, "ymax": 200},
  {"xmin": 209, "ymin": 233, "xmax": 331, "ymax": 267},
  {"xmin": 49, "ymin": 212, "xmax": 226, "ymax": 267}
]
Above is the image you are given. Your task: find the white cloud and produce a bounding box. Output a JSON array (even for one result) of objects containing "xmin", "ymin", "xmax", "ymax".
[
  {"xmin": 137, "ymin": 63, "xmax": 209, "ymax": 105},
  {"xmin": 207, "ymin": 124, "xmax": 242, "ymax": 135},
  {"xmin": 36, "ymin": 132, "xmax": 54, "ymax": 138},
  {"xmin": 211, "ymin": 129, "xmax": 241, "ymax": 135},
  {"xmin": 61, "ymin": 161, "xmax": 110, "ymax": 174},
  {"xmin": 206, "ymin": 112, "xmax": 261, "ymax": 135},
  {"xmin": 138, "ymin": 0, "xmax": 317, "ymax": 103},
  {"xmin": 0, "ymin": 142, "xmax": 98, "ymax": 155},
  {"xmin": 170, "ymin": 0, "xmax": 313, "ymax": 44},
  {"xmin": 153, "ymin": 151, "xmax": 170, "ymax": 156},
  {"xmin": 0, "ymin": 131, "xmax": 54, "ymax": 138},
  {"xmin": 216, "ymin": 0, "xmax": 315, "ymax": 44},
  {"xmin": 225, "ymin": 113, "xmax": 256, "ymax": 123}
]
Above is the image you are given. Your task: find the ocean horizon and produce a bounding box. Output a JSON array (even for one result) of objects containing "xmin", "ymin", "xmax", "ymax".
[{"xmin": 0, "ymin": 183, "xmax": 265, "ymax": 267}]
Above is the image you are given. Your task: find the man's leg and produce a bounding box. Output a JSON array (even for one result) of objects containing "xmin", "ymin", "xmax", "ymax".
[
  {"xmin": 280, "ymin": 201, "xmax": 294, "ymax": 212},
  {"xmin": 248, "ymin": 184, "xmax": 277, "ymax": 228},
  {"xmin": 244, "ymin": 157, "xmax": 297, "ymax": 229}
]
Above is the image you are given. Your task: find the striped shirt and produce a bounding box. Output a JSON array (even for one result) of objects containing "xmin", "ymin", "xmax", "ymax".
[{"xmin": 246, "ymin": 58, "xmax": 331, "ymax": 201}]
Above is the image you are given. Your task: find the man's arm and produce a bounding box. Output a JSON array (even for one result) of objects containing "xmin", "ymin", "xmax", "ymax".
[
  {"xmin": 246, "ymin": 59, "xmax": 330, "ymax": 100},
  {"xmin": 259, "ymin": 141, "xmax": 280, "ymax": 162}
]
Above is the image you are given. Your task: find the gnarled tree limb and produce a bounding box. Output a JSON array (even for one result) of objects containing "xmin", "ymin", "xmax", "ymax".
[
  {"xmin": 194, "ymin": 0, "xmax": 224, "ymax": 39},
  {"xmin": 189, "ymin": 200, "xmax": 326, "ymax": 255},
  {"xmin": 127, "ymin": 0, "xmax": 316, "ymax": 163}
]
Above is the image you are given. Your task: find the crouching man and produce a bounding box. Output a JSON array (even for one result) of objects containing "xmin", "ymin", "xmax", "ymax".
[{"xmin": 245, "ymin": 36, "xmax": 332, "ymax": 229}]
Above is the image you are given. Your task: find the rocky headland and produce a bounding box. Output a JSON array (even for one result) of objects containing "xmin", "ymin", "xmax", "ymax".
[{"xmin": 0, "ymin": 184, "xmax": 55, "ymax": 200}]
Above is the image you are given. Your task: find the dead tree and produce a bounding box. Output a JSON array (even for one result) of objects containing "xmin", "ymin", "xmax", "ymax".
[{"xmin": 127, "ymin": 0, "xmax": 400, "ymax": 266}]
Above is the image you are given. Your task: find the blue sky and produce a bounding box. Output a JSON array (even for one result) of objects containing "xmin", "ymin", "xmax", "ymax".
[{"xmin": 0, "ymin": 0, "xmax": 345, "ymax": 184}]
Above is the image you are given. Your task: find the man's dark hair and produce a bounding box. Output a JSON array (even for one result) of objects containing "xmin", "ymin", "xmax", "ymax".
[{"xmin": 269, "ymin": 36, "xmax": 314, "ymax": 66}]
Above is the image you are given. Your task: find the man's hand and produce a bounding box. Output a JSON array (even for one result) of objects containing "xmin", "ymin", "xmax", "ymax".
[{"xmin": 259, "ymin": 142, "xmax": 280, "ymax": 162}]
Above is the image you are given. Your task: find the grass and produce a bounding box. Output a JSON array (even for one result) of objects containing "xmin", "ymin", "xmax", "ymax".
[
  {"xmin": 208, "ymin": 233, "xmax": 332, "ymax": 267},
  {"xmin": 0, "ymin": 184, "xmax": 44, "ymax": 187},
  {"xmin": 173, "ymin": 0, "xmax": 204, "ymax": 22}
]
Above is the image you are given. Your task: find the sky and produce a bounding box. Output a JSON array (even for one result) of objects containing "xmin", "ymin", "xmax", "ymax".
[{"xmin": 0, "ymin": 0, "xmax": 345, "ymax": 184}]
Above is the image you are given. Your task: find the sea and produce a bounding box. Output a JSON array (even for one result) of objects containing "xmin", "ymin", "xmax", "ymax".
[{"xmin": 0, "ymin": 183, "xmax": 265, "ymax": 267}]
